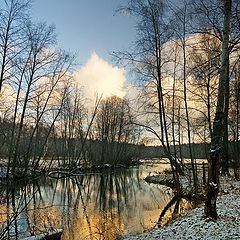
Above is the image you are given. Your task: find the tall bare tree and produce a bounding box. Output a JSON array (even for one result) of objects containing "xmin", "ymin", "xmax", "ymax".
[
  {"xmin": 0, "ymin": 0, "xmax": 31, "ymax": 93},
  {"xmin": 5, "ymin": 19, "xmax": 75, "ymax": 177},
  {"xmin": 204, "ymin": 0, "xmax": 232, "ymax": 219},
  {"xmin": 117, "ymin": 0, "xmax": 184, "ymax": 179}
]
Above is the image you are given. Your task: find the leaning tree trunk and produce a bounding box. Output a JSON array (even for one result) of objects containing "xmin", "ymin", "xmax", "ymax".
[{"xmin": 204, "ymin": 0, "xmax": 232, "ymax": 219}]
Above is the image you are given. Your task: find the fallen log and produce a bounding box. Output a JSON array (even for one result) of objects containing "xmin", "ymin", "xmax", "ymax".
[{"xmin": 22, "ymin": 229, "xmax": 63, "ymax": 240}]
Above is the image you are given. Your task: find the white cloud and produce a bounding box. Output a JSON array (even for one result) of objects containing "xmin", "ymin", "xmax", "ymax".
[{"xmin": 74, "ymin": 53, "xmax": 126, "ymax": 101}]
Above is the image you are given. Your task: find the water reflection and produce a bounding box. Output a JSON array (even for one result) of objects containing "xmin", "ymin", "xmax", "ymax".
[{"xmin": 0, "ymin": 165, "xmax": 172, "ymax": 239}]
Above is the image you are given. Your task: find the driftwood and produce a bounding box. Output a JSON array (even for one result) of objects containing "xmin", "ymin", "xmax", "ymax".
[
  {"xmin": 145, "ymin": 175, "xmax": 175, "ymax": 189},
  {"xmin": 22, "ymin": 229, "xmax": 63, "ymax": 240}
]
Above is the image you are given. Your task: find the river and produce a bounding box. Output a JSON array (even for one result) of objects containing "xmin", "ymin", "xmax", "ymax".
[{"xmin": 0, "ymin": 160, "xmax": 172, "ymax": 239}]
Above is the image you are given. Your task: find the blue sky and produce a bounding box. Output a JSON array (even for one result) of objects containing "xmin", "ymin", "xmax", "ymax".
[
  {"xmin": 0, "ymin": 0, "xmax": 137, "ymax": 98},
  {"xmin": 31, "ymin": 0, "xmax": 136, "ymax": 66}
]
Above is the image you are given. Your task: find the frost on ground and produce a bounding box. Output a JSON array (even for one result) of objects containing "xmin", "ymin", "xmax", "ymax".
[{"xmin": 124, "ymin": 177, "xmax": 240, "ymax": 240}]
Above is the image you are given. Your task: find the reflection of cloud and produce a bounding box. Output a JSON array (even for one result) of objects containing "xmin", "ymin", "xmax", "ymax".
[{"xmin": 74, "ymin": 53, "xmax": 126, "ymax": 101}]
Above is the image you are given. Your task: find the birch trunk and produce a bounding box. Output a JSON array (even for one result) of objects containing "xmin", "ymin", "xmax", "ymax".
[{"xmin": 204, "ymin": 0, "xmax": 232, "ymax": 219}]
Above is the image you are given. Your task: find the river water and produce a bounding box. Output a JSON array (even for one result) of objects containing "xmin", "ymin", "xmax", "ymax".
[{"xmin": 0, "ymin": 161, "xmax": 172, "ymax": 239}]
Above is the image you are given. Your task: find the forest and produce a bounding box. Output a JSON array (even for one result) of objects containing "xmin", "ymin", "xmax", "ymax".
[{"xmin": 0, "ymin": 0, "xmax": 240, "ymax": 239}]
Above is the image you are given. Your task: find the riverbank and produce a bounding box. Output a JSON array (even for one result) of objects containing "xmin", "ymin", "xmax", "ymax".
[
  {"xmin": 124, "ymin": 176, "xmax": 240, "ymax": 239},
  {"xmin": 0, "ymin": 158, "xmax": 141, "ymax": 181}
]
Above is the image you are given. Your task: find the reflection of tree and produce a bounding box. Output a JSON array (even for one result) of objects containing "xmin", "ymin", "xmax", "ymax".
[
  {"xmin": 56, "ymin": 168, "xmax": 169, "ymax": 240},
  {"xmin": 0, "ymin": 167, "xmax": 172, "ymax": 240},
  {"xmin": 0, "ymin": 183, "xmax": 40, "ymax": 239},
  {"xmin": 58, "ymin": 170, "xmax": 141, "ymax": 240}
]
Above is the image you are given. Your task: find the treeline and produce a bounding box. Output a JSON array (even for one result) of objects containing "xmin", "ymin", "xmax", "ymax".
[
  {"xmin": 141, "ymin": 142, "xmax": 240, "ymax": 162},
  {"xmin": 0, "ymin": 117, "xmax": 142, "ymax": 168},
  {"xmin": 0, "ymin": 93, "xmax": 142, "ymax": 176},
  {"xmin": 140, "ymin": 143, "xmax": 209, "ymax": 160}
]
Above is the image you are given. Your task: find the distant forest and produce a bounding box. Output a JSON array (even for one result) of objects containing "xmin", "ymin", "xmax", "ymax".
[{"xmin": 141, "ymin": 142, "xmax": 240, "ymax": 161}]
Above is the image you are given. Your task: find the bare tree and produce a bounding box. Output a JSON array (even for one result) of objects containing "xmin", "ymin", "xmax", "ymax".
[
  {"xmin": 116, "ymin": 0, "xmax": 184, "ymax": 180},
  {"xmin": 229, "ymin": 60, "xmax": 240, "ymax": 179},
  {"xmin": 0, "ymin": 0, "xmax": 31, "ymax": 93},
  {"xmin": 5, "ymin": 20, "xmax": 75, "ymax": 177},
  {"xmin": 58, "ymin": 84, "xmax": 87, "ymax": 167},
  {"xmin": 170, "ymin": 0, "xmax": 199, "ymax": 192},
  {"xmin": 192, "ymin": 0, "xmax": 240, "ymax": 176},
  {"xmin": 204, "ymin": 0, "xmax": 232, "ymax": 219},
  {"xmin": 93, "ymin": 96, "xmax": 139, "ymax": 166},
  {"xmin": 189, "ymin": 33, "xmax": 221, "ymax": 141}
]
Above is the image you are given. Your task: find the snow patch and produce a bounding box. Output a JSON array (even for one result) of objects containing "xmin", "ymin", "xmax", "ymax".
[{"xmin": 124, "ymin": 176, "xmax": 240, "ymax": 240}]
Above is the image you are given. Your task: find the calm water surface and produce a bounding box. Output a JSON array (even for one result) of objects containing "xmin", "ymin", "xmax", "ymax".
[{"xmin": 0, "ymin": 161, "xmax": 172, "ymax": 239}]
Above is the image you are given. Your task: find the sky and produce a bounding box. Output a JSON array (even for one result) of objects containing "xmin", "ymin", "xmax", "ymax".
[
  {"xmin": 30, "ymin": 0, "xmax": 137, "ymax": 99},
  {"xmin": 31, "ymin": 0, "xmax": 136, "ymax": 65}
]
